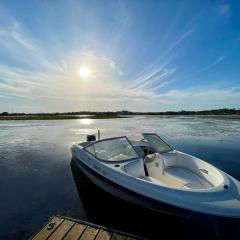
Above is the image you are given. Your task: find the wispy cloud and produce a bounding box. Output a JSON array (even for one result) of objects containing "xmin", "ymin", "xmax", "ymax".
[
  {"xmin": 127, "ymin": 27, "xmax": 194, "ymax": 92},
  {"xmin": 153, "ymin": 87, "xmax": 240, "ymax": 110},
  {"xmin": 162, "ymin": 29, "xmax": 194, "ymax": 59},
  {"xmin": 0, "ymin": 54, "xmax": 161, "ymax": 106},
  {"xmin": 193, "ymin": 55, "xmax": 226, "ymax": 75},
  {"xmin": 147, "ymin": 79, "xmax": 175, "ymax": 92},
  {"xmin": 135, "ymin": 67, "xmax": 178, "ymax": 90},
  {"xmin": 128, "ymin": 56, "xmax": 176, "ymax": 89},
  {"xmin": 0, "ymin": 1, "xmax": 193, "ymax": 112},
  {"xmin": 0, "ymin": 22, "xmax": 46, "ymax": 65},
  {"xmin": 0, "ymin": 9, "xmax": 129, "ymax": 106},
  {"xmin": 177, "ymin": 55, "xmax": 226, "ymax": 82},
  {"xmin": 0, "ymin": 1, "xmax": 239, "ymax": 112}
]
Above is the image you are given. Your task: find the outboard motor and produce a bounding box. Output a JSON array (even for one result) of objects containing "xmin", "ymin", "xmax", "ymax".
[{"xmin": 87, "ymin": 134, "xmax": 96, "ymax": 142}]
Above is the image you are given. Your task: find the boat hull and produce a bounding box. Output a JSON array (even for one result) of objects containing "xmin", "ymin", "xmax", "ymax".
[
  {"xmin": 70, "ymin": 134, "xmax": 240, "ymax": 218},
  {"xmin": 72, "ymin": 155, "xmax": 193, "ymax": 218}
]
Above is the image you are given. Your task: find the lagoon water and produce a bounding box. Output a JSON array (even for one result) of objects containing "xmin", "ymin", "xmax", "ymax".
[{"xmin": 0, "ymin": 116, "xmax": 240, "ymax": 239}]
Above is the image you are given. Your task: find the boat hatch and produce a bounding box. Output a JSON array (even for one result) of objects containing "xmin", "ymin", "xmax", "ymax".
[
  {"xmin": 142, "ymin": 133, "xmax": 173, "ymax": 153},
  {"xmin": 84, "ymin": 137, "xmax": 139, "ymax": 161}
]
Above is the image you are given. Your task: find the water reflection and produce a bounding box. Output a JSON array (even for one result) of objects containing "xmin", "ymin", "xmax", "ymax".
[
  {"xmin": 1, "ymin": 116, "xmax": 240, "ymax": 240},
  {"xmin": 70, "ymin": 159, "xmax": 227, "ymax": 240},
  {"xmin": 79, "ymin": 118, "xmax": 94, "ymax": 125}
]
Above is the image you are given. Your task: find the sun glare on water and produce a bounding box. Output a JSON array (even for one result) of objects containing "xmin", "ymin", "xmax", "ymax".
[
  {"xmin": 80, "ymin": 118, "xmax": 93, "ymax": 125},
  {"xmin": 78, "ymin": 66, "xmax": 91, "ymax": 79}
]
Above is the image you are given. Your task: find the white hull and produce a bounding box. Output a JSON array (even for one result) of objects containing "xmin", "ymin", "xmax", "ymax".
[
  {"xmin": 72, "ymin": 155, "xmax": 192, "ymax": 217},
  {"xmin": 71, "ymin": 134, "xmax": 240, "ymax": 218}
]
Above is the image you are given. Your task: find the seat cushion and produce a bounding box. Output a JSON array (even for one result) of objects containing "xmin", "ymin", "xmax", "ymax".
[
  {"xmin": 164, "ymin": 167, "xmax": 212, "ymax": 189},
  {"xmin": 162, "ymin": 152, "xmax": 177, "ymax": 168},
  {"xmin": 139, "ymin": 175, "xmax": 184, "ymax": 187}
]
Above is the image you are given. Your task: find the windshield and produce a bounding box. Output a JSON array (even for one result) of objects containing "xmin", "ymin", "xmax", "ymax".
[
  {"xmin": 85, "ymin": 137, "xmax": 139, "ymax": 161},
  {"xmin": 142, "ymin": 133, "xmax": 172, "ymax": 153}
]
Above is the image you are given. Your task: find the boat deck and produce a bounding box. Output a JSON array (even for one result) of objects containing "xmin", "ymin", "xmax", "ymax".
[{"xmin": 31, "ymin": 215, "xmax": 145, "ymax": 240}]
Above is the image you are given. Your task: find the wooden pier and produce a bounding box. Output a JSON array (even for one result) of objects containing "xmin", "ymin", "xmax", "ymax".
[{"xmin": 31, "ymin": 215, "xmax": 145, "ymax": 240}]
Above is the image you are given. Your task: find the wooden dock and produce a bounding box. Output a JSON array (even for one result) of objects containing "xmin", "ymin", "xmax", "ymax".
[{"xmin": 31, "ymin": 215, "xmax": 145, "ymax": 240}]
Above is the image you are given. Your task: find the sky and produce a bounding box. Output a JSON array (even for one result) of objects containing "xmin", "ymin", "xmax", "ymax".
[{"xmin": 0, "ymin": 0, "xmax": 240, "ymax": 112}]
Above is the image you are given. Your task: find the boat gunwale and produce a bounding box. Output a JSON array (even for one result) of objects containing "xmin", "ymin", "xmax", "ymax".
[{"xmin": 73, "ymin": 145, "xmax": 232, "ymax": 195}]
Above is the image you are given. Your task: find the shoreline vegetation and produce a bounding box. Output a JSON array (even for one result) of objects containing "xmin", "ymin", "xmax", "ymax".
[
  {"xmin": 0, "ymin": 108, "xmax": 239, "ymax": 120},
  {"xmin": 0, "ymin": 113, "xmax": 121, "ymax": 121}
]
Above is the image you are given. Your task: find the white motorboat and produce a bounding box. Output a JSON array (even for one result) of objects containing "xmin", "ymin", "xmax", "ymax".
[{"xmin": 71, "ymin": 133, "xmax": 240, "ymax": 217}]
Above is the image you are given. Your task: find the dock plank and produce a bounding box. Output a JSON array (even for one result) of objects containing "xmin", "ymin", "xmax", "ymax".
[
  {"xmin": 79, "ymin": 226, "xmax": 99, "ymax": 240},
  {"xmin": 32, "ymin": 217, "xmax": 63, "ymax": 240},
  {"xmin": 48, "ymin": 220, "xmax": 74, "ymax": 240},
  {"xmin": 111, "ymin": 233, "xmax": 127, "ymax": 240},
  {"xmin": 31, "ymin": 216, "xmax": 144, "ymax": 240},
  {"xmin": 95, "ymin": 229, "xmax": 112, "ymax": 240},
  {"xmin": 63, "ymin": 223, "xmax": 87, "ymax": 240}
]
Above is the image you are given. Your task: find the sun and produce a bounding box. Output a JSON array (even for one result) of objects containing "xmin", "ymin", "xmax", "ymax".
[{"xmin": 78, "ymin": 66, "xmax": 91, "ymax": 79}]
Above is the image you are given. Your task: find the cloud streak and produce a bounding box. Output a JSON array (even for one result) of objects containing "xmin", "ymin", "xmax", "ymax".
[{"xmin": 0, "ymin": 1, "xmax": 239, "ymax": 112}]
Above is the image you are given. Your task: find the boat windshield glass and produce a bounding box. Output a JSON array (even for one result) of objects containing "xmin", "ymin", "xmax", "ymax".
[
  {"xmin": 85, "ymin": 137, "xmax": 139, "ymax": 161},
  {"xmin": 142, "ymin": 133, "xmax": 172, "ymax": 153}
]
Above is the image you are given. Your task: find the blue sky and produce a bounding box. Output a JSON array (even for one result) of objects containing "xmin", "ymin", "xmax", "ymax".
[{"xmin": 0, "ymin": 0, "xmax": 240, "ymax": 112}]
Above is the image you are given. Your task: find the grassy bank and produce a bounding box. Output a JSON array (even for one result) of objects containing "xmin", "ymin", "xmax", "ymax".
[{"xmin": 0, "ymin": 114, "xmax": 121, "ymax": 121}]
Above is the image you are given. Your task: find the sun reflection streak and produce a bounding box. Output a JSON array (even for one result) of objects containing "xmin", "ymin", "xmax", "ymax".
[{"xmin": 79, "ymin": 118, "xmax": 93, "ymax": 125}]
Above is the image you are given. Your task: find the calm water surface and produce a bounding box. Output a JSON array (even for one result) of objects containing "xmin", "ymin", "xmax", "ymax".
[{"xmin": 0, "ymin": 116, "xmax": 240, "ymax": 239}]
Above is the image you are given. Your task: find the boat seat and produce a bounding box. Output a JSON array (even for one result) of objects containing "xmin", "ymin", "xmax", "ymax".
[
  {"xmin": 139, "ymin": 175, "xmax": 185, "ymax": 187},
  {"xmin": 162, "ymin": 153, "xmax": 177, "ymax": 168},
  {"xmin": 124, "ymin": 160, "xmax": 145, "ymax": 177},
  {"xmin": 145, "ymin": 153, "xmax": 177, "ymax": 175},
  {"xmin": 164, "ymin": 167, "xmax": 212, "ymax": 189}
]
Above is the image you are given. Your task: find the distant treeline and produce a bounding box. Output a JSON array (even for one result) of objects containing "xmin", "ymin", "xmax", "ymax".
[
  {"xmin": 0, "ymin": 112, "xmax": 121, "ymax": 120},
  {"xmin": 0, "ymin": 111, "xmax": 118, "ymax": 116},
  {"xmin": 1, "ymin": 108, "xmax": 240, "ymax": 116},
  {"xmin": 118, "ymin": 108, "xmax": 240, "ymax": 115}
]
